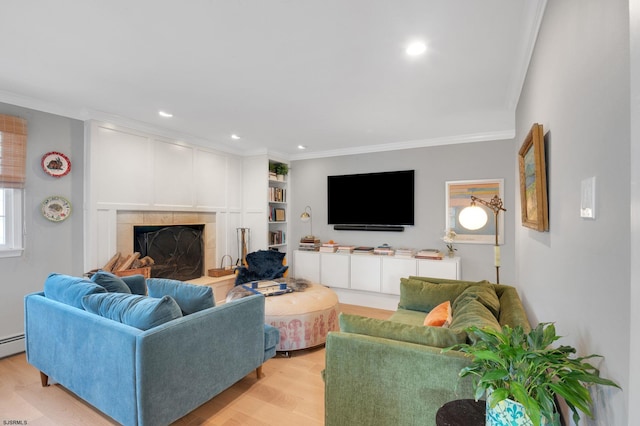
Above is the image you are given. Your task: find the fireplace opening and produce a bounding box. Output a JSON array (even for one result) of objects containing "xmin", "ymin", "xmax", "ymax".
[{"xmin": 133, "ymin": 224, "xmax": 204, "ymax": 281}]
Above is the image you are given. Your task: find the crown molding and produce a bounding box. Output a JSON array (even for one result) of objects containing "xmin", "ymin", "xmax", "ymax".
[{"xmin": 289, "ymin": 129, "xmax": 516, "ymax": 160}]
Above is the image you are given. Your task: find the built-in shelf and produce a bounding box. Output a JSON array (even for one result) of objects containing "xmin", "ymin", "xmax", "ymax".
[{"xmin": 268, "ymin": 160, "xmax": 288, "ymax": 254}]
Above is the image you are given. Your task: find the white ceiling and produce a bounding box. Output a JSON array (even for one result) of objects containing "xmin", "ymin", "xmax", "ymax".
[{"xmin": 0, "ymin": 1, "xmax": 546, "ymax": 160}]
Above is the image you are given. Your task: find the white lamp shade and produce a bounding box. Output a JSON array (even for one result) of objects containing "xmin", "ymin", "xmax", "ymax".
[{"xmin": 458, "ymin": 205, "xmax": 488, "ymax": 230}]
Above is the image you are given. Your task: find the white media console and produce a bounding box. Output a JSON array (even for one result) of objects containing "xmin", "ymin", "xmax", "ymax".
[{"xmin": 293, "ymin": 250, "xmax": 461, "ymax": 310}]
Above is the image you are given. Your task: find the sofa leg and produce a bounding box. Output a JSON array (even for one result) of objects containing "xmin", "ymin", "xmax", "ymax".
[
  {"xmin": 40, "ymin": 371, "xmax": 49, "ymax": 387},
  {"xmin": 256, "ymin": 365, "xmax": 263, "ymax": 379}
]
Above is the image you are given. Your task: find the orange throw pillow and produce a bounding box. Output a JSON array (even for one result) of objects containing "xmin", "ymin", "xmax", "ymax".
[{"xmin": 423, "ymin": 301, "xmax": 452, "ymax": 327}]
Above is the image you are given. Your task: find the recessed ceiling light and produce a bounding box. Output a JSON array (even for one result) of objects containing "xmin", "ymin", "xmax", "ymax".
[
  {"xmin": 231, "ymin": 134, "xmax": 241, "ymax": 140},
  {"xmin": 158, "ymin": 111, "xmax": 173, "ymax": 118},
  {"xmin": 406, "ymin": 41, "xmax": 427, "ymax": 56},
  {"xmin": 298, "ymin": 145, "xmax": 307, "ymax": 150}
]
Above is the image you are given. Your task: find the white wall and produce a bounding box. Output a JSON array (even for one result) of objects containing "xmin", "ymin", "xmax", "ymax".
[
  {"xmin": 516, "ymin": 0, "xmax": 629, "ymax": 424},
  {"xmin": 0, "ymin": 102, "xmax": 84, "ymax": 357},
  {"xmin": 290, "ymin": 139, "xmax": 516, "ymax": 283}
]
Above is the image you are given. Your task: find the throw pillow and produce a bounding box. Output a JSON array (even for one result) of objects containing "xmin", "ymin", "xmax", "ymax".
[
  {"xmin": 452, "ymin": 285, "xmax": 500, "ymax": 319},
  {"xmin": 398, "ymin": 278, "xmax": 472, "ymax": 313},
  {"xmin": 81, "ymin": 293, "xmax": 182, "ymax": 330},
  {"xmin": 120, "ymin": 274, "xmax": 147, "ymax": 295},
  {"xmin": 146, "ymin": 278, "xmax": 214, "ymax": 314},
  {"xmin": 91, "ymin": 271, "xmax": 132, "ymax": 294},
  {"xmin": 339, "ymin": 313, "xmax": 467, "ymax": 348},
  {"xmin": 449, "ymin": 299, "xmax": 502, "ymax": 342},
  {"xmin": 423, "ymin": 301, "xmax": 452, "ymax": 327},
  {"xmin": 44, "ymin": 273, "xmax": 106, "ymax": 309}
]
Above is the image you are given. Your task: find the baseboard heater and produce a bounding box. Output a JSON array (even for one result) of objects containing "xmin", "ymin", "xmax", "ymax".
[
  {"xmin": 333, "ymin": 225, "xmax": 404, "ymax": 232},
  {"xmin": 0, "ymin": 333, "xmax": 25, "ymax": 358}
]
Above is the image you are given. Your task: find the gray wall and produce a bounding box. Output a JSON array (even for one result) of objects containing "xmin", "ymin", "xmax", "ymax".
[
  {"xmin": 290, "ymin": 139, "xmax": 516, "ymax": 283},
  {"xmin": 630, "ymin": 0, "xmax": 640, "ymax": 418},
  {"xmin": 515, "ymin": 0, "xmax": 629, "ymax": 424},
  {"xmin": 0, "ymin": 102, "xmax": 84, "ymax": 352}
]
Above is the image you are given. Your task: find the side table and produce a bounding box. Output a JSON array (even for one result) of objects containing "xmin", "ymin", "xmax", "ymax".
[{"xmin": 436, "ymin": 399, "xmax": 485, "ymax": 426}]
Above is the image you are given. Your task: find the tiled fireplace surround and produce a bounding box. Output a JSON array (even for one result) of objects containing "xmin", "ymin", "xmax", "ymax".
[{"xmin": 116, "ymin": 210, "xmax": 217, "ymax": 277}]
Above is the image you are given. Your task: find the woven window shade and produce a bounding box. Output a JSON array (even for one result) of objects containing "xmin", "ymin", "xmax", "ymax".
[{"xmin": 0, "ymin": 114, "xmax": 27, "ymax": 188}]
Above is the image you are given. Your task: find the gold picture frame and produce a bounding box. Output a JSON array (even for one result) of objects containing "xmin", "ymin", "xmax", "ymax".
[{"xmin": 518, "ymin": 123, "xmax": 549, "ymax": 231}]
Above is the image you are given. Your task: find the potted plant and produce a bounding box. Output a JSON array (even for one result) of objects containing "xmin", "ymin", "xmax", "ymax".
[
  {"xmin": 269, "ymin": 163, "xmax": 278, "ymax": 181},
  {"xmin": 445, "ymin": 323, "xmax": 620, "ymax": 426},
  {"xmin": 275, "ymin": 163, "xmax": 288, "ymax": 181}
]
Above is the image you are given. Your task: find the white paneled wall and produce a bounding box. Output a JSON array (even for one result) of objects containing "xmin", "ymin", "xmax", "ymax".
[
  {"xmin": 153, "ymin": 141, "xmax": 195, "ymax": 207},
  {"xmin": 93, "ymin": 126, "xmax": 153, "ymax": 206},
  {"xmin": 85, "ymin": 121, "xmax": 244, "ymax": 272}
]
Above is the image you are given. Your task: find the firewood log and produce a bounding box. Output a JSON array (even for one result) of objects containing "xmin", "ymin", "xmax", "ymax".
[
  {"xmin": 103, "ymin": 252, "xmax": 121, "ymax": 272},
  {"xmin": 117, "ymin": 252, "xmax": 140, "ymax": 271}
]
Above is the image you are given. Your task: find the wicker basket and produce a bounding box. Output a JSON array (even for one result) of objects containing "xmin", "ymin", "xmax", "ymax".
[{"xmin": 208, "ymin": 255, "xmax": 235, "ymax": 277}]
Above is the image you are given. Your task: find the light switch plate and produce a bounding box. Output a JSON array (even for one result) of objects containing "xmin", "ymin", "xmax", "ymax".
[{"xmin": 580, "ymin": 176, "xmax": 596, "ymax": 219}]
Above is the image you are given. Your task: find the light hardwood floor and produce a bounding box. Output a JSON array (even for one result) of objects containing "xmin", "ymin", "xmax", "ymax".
[{"xmin": 0, "ymin": 304, "xmax": 392, "ymax": 426}]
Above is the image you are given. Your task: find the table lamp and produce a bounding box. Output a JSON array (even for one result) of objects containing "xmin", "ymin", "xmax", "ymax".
[{"xmin": 300, "ymin": 206, "xmax": 314, "ymax": 239}]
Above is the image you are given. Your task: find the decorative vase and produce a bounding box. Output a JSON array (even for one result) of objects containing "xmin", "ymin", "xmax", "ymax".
[
  {"xmin": 447, "ymin": 249, "xmax": 455, "ymax": 258},
  {"xmin": 486, "ymin": 398, "xmax": 551, "ymax": 426}
]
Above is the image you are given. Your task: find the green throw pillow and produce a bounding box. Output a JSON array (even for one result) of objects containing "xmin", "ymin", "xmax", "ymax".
[
  {"xmin": 339, "ymin": 313, "xmax": 467, "ymax": 348},
  {"xmin": 449, "ymin": 299, "xmax": 502, "ymax": 342},
  {"xmin": 452, "ymin": 285, "xmax": 500, "ymax": 318},
  {"xmin": 398, "ymin": 278, "xmax": 473, "ymax": 313},
  {"xmin": 82, "ymin": 293, "xmax": 182, "ymax": 330}
]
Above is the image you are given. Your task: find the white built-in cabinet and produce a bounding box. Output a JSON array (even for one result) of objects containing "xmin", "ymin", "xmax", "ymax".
[
  {"xmin": 320, "ymin": 253, "xmax": 350, "ymax": 289},
  {"xmin": 294, "ymin": 250, "xmax": 461, "ymax": 296}
]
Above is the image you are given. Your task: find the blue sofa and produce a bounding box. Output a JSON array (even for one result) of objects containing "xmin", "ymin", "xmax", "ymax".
[{"xmin": 24, "ymin": 273, "xmax": 279, "ymax": 426}]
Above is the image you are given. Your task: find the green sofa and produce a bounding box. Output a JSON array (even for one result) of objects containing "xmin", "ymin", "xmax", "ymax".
[{"xmin": 324, "ymin": 276, "xmax": 530, "ymax": 426}]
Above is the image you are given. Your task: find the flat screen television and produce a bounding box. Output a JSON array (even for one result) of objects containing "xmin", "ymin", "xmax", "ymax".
[{"xmin": 327, "ymin": 170, "xmax": 415, "ymax": 227}]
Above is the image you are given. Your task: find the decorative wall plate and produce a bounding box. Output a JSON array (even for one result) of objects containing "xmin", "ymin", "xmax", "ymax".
[
  {"xmin": 42, "ymin": 196, "xmax": 71, "ymax": 222},
  {"xmin": 41, "ymin": 151, "xmax": 71, "ymax": 177}
]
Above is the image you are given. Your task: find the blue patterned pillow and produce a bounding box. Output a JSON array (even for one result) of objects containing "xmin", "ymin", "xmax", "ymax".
[
  {"xmin": 91, "ymin": 271, "xmax": 132, "ymax": 294},
  {"xmin": 146, "ymin": 278, "xmax": 214, "ymax": 315},
  {"xmin": 44, "ymin": 273, "xmax": 106, "ymax": 309},
  {"xmin": 81, "ymin": 293, "xmax": 182, "ymax": 330}
]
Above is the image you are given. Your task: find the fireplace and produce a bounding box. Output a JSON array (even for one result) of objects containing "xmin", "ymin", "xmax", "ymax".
[{"xmin": 133, "ymin": 224, "xmax": 204, "ymax": 281}]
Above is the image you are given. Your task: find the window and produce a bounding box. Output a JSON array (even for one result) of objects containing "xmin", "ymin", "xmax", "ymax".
[
  {"xmin": 0, "ymin": 114, "xmax": 27, "ymax": 258},
  {"xmin": 0, "ymin": 188, "xmax": 23, "ymax": 257}
]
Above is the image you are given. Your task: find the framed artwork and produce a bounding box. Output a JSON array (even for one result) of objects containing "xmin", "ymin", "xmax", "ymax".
[
  {"xmin": 445, "ymin": 179, "xmax": 504, "ymax": 244},
  {"xmin": 518, "ymin": 123, "xmax": 549, "ymax": 231}
]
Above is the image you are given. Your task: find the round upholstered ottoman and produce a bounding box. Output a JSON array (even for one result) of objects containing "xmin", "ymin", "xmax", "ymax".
[{"xmin": 265, "ymin": 283, "xmax": 339, "ymax": 352}]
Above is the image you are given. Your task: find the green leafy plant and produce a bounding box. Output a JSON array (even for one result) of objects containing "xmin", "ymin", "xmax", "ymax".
[
  {"xmin": 445, "ymin": 323, "xmax": 620, "ymax": 426},
  {"xmin": 275, "ymin": 163, "xmax": 288, "ymax": 175}
]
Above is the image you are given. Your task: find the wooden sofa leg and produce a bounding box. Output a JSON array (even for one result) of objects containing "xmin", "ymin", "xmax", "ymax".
[
  {"xmin": 256, "ymin": 365, "xmax": 263, "ymax": 379},
  {"xmin": 40, "ymin": 371, "xmax": 49, "ymax": 387}
]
